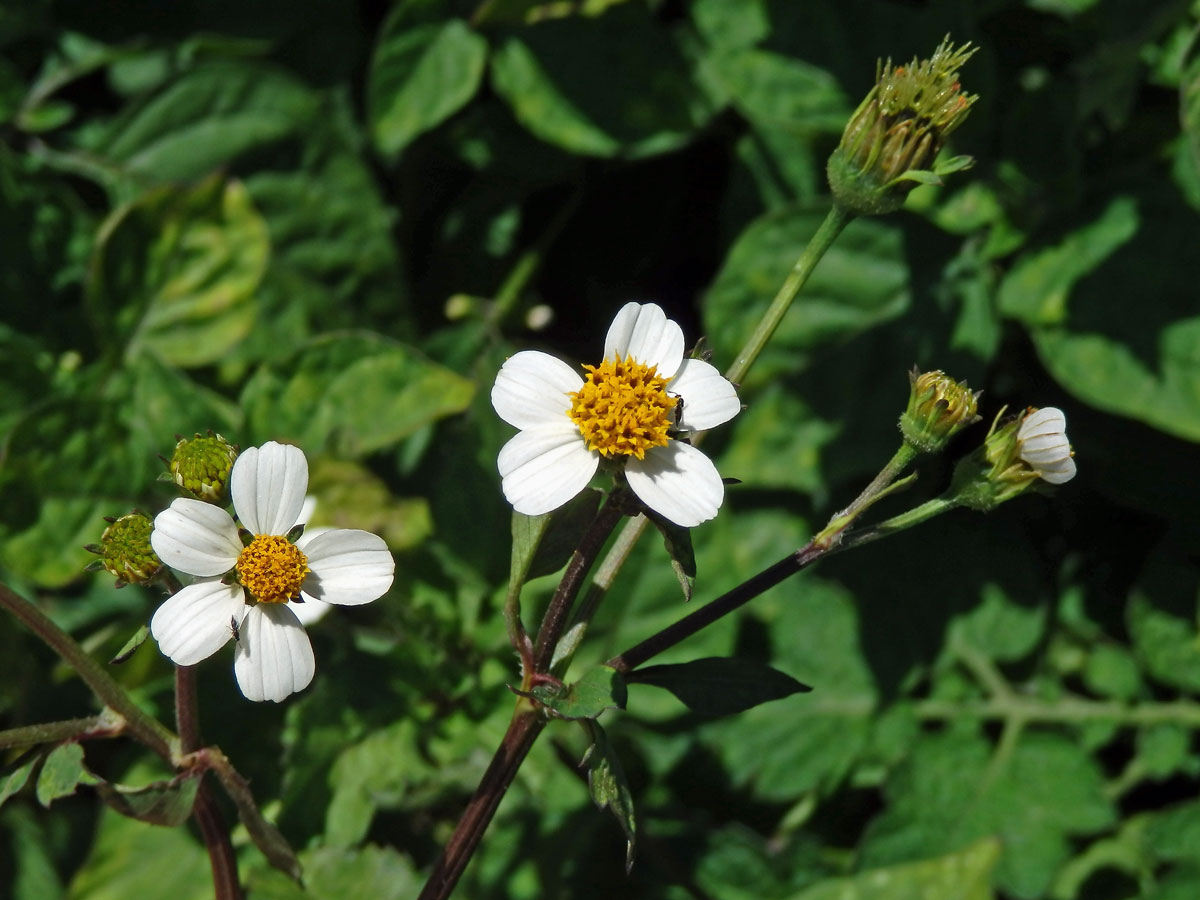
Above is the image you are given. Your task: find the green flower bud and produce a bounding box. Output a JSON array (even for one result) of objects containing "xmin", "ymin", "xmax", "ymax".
[
  {"xmin": 899, "ymin": 368, "xmax": 981, "ymax": 453},
  {"xmin": 169, "ymin": 433, "xmax": 238, "ymax": 503},
  {"xmin": 828, "ymin": 37, "xmax": 978, "ymax": 216},
  {"xmin": 949, "ymin": 406, "xmax": 1075, "ymax": 510},
  {"xmin": 86, "ymin": 512, "xmax": 162, "ymax": 586}
]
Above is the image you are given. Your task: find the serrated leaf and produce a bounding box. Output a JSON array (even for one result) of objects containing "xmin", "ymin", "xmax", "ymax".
[
  {"xmin": 36, "ymin": 742, "xmax": 101, "ymax": 807},
  {"xmin": 87, "ymin": 176, "xmax": 267, "ymax": 367},
  {"xmin": 628, "ymin": 657, "xmax": 811, "ymax": 717},
  {"xmin": 583, "ymin": 721, "xmax": 636, "ymax": 873},
  {"xmin": 94, "ymin": 773, "xmax": 201, "ymax": 826},
  {"xmin": 110, "ymin": 624, "xmax": 150, "ymax": 664},
  {"xmin": 528, "ymin": 665, "xmax": 627, "ymax": 719},
  {"xmin": 369, "ymin": 18, "xmax": 488, "ymax": 157}
]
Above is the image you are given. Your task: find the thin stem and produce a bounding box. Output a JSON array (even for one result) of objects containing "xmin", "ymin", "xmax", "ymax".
[
  {"xmin": 810, "ymin": 444, "xmax": 919, "ymax": 549},
  {"xmin": 0, "ymin": 581, "xmax": 178, "ymax": 761},
  {"xmin": 531, "ymin": 496, "xmax": 626, "ymax": 674},
  {"xmin": 175, "ymin": 665, "xmax": 242, "ymax": 899},
  {"xmin": 488, "ymin": 189, "xmax": 582, "ymax": 329},
  {"xmin": 724, "ymin": 204, "xmax": 853, "ymax": 386},
  {"xmin": 0, "ymin": 715, "xmax": 114, "ymax": 750},
  {"xmin": 913, "ymin": 697, "xmax": 1200, "ymax": 727},
  {"xmin": 417, "ymin": 708, "xmax": 546, "ymax": 900}
]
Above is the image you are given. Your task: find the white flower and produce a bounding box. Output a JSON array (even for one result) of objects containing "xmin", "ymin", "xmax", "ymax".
[
  {"xmin": 490, "ymin": 302, "xmax": 741, "ymax": 527},
  {"xmin": 149, "ymin": 441, "xmax": 395, "ymax": 702},
  {"xmin": 1017, "ymin": 407, "xmax": 1076, "ymax": 485}
]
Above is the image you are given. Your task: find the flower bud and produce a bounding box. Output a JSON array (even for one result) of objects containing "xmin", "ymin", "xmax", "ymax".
[
  {"xmin": 899, "ymin": 368, "xmax": 981, "ymax": 453},
  {"xmin": 168, "ymin": 433, "xmax": 238, "ymax": 503},
  {"xmin": 86, "ymin": 512, "xmax": 162, "ymax": 586},
  {"xmin": 828, "ymin": 37, "xmax": 978, "ymax": 216},
  {"xmin": 950, "ymin": 406, "xmax": 1076, "ymax": 510}
]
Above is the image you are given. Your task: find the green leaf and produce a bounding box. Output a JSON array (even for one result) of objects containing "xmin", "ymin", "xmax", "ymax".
[
  {"xmin": 951, "ymin": 584, "xmax": 1047, "ymax": 664},
  {"xmin": 998, "ymin": 197, "xmax": 1139, "ymax": 327},
  {"xmin": 87, "ymin": 176, "xmax": 268, "ymax": 367},
  {"xmin": 1136, "ymin": 724, "xmax": 1192, "ymax": 780},
  {"xmin": 36, "ymin": 743, "xmax": 101, "ymax": 807},
  {"xmin": 241, "ymin": 333, "xmax": 475, "ymax": 458},
  {"xmin": 861, "ymin": 730, "xmax": 1115, "ymax": 898},
  {"xmin": 94, "ymin": 773, "xmax": 201, "ymax": 826},
  {"xmin": 707, "ymin": 48, "xmax": 848, "ymax": 136},
  {"xmin": 528, "ymin": 665, "xmax": 627, "ymax": 719},
  {"xmin": 294, "ymin": 845, "xmax": 420, "ymax": 900},
  {"xmin": 645, "ymin": 512, "xmax": 697, "ymax": 601},
  {"xmin": 490, "ymin": 4, "xmax": 715, "ymax": 158},
  {"xmin": 524, "ymin": 488, "xmax": 603, "ymax": 581},
  {"xmin": 690, "ymin": 0, "xmax": 770, "ymax": 51},
  {"xmin": 1129, "ymin": 591, "xmax": 1200, "ymax": 694},
  {"xmin": 704, "ymin": 207, "xmax": 909, "ymax": 387},
  {"xmin": 3, "ymin": 804, "xmax": 64, "ymax": 900},
  {"xmin": 583, "ymin": 721, "xmax": 637, "ymax": 873},
  {"xmin": 789, "ymin": 837, "xmax": 1000, "ymax": 900},
  {"xmin": 0, "ymin": 754, "xmax": 39, "ymax": 810},
  {"xmin": 369, "ymin": 17, "xmax": 488, "ymax": 157},
  {"xmin": 83, "ymin": 61, "xmax": 318, "ymax": 185},
  {"xmin": 65, "ymin": 804, "xmax": 211, "ymax": 900},
  {"xmin": 628, "ymin": 657, "xmax": 811, "ymax": 717},
  {"xmin": 1082, "ymin": 643, "xmax": 1142, "ymax": 700},
  {"xmin": 109, "ymin": 624, "xmax": 150, "ymax": 664}
]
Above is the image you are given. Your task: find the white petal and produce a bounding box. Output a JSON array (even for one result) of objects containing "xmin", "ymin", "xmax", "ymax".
[
  {"xmin": 150, "ymin": 579, "xmax": 246, "ymax": 666},
  {"xmin": 603, "ymin": 302, "xmax": 685, "ymax": 378},
  {"xmin": 231, "ymin": 441, "xmax": 308, "ymax": 535},
  {"xmin": 625, "ymin": 441, "xmax": 725, "ymax": 528},
  {"xmin": 497, "ymin": 426, "xmax": 599, "ymax": 516},
  {"xmin": 491, "ymin": 351, "xmax": 583, "ymax": 429},
  {"xmin": 1021, "ymin": 435, "xmax": 1072, "ymax": 465},
  {"xmin": 289, "ymin": 597, "xmax": 333, "ymax": 626},
  {"xmin": 668, "ymin": 358, "xmax": 741, "ymax": 431},
  {"xmin": 300, "ymin": 529, "xmax": 395, "ymax": 606},
  {"xmin": 233, "ymin": 604, "xmax": 315, "ymax": 702},
  {"xmin": 1038, "ymin": 456, "xmax": 1077, "ymax": 484},
  {"xmin": 151, "ymin": 499, "xmax": 241, "ymax": 577},
  {"xmin": 1018, "ymin": 407, "xmax": 1067, "ymax": 440}
]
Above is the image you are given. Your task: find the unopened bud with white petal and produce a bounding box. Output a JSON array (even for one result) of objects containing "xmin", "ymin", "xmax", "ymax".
[
  {"xmin": 167, "ymin": 433, "xmax": 238, "ymax": 503},
  {"xmin": 950, "ymin": 406, "xmax": 1076, "ymax": 510}
]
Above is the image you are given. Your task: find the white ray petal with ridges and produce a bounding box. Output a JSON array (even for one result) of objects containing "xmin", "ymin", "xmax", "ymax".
[
  {"xmin": 604, "ymin": 302, "xmax": 684, "ymax": 378},
  {"xmin": 234, "ymin": 604, "xmax": 315, "ymax": 703},
  {"xmin": 625, "ymin": 441, "xmax": 725, "ymax": 527},
  {"xmin": 498, "ymin": 425, "xmax": 598, "ymax": 516},
  {"xmin": 150, "ymin": 579, "xmax": 246, "ymax": 666},
  {"xmin": 231, "ymin": 441, "xmax": 308, "ymax": 535},
  {"xmin": 669, "ymin": 358, "xmax": 742, "ymax": 431},
  {"xmin": 300, "ymin": 529, "xmax": 395, "ymax": 606},
  {"xmin": 491, "ymin": 351, "xmax": 583, "ymax": 429},
  {"xmin": 150, "ymin": 499, "xmax": 241, "ymax": 576}
]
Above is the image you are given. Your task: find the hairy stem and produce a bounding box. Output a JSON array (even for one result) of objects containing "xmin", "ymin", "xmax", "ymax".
[
  {"xmin": 0, "ymin": 715, "xmax": 115, "ymax": 750},
  {"xmin": 0, "ymin": 581, "xmax": 178, "ymax": 761}
]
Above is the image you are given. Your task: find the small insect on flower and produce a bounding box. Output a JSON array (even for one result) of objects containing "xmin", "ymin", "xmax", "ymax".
[{"xmin": 229, "ymin": 615, "xmax": 240, "ymax": 643}]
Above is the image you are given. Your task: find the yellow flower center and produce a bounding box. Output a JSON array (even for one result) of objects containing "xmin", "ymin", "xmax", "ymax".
[
  {"xmin": 236, "ymin": 535, "xmax": 310, "ymax": 604},
  {"xmin": 567, "ymin": 355, "xmax": 677, "ymax": 459}
]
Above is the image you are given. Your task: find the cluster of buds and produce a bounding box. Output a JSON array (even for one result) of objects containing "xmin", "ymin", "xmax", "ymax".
[
  {"xmin": 85, "ymin": 512, "xmax": 162, "ymax": 587},
  {"xmin": 828, "ymin": 37, "xmax": 978, "ymax": 216},
  {"xmin": 164, "ymin": 432, "xmax": 238, "ymax": 504},
  {"xmin": 951, "ymin": 406, "xmax": 1077, "ymax": 510},
  {"xmin": 900, "ymin": 368, "xmax": 981, "ymax": 453}
]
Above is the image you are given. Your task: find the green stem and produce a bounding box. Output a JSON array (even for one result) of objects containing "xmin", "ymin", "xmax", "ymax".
[
  {"xmin": 0, "ymin": 581, "xmax": 178, "ymax": 761},
  {"xmin": 810, "ymin": 444, "xmax": 919, "ymax": 549},
  {"xmin": 488, "ymin": 189, "xmax": 582, "ymax": 330},
  {"xmin": 0, "ymin": 715, "xmax": 115, "ymax": 750},
  {"xmin": 913, "ymin": 697, "xmax": 1200, "ymax": 727},
  {"xmin": 724, "ymin": 204, "xmax": 853, "ymax": 386}
]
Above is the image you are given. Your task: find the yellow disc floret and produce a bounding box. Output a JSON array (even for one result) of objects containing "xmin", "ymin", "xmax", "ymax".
[
  {"xmin": 568, "ymin": 355, "xmax": 677, "ymax": 459},
  {"xmin": 236, "ymin": 535, "xmax": 310, "ymax": 604}
]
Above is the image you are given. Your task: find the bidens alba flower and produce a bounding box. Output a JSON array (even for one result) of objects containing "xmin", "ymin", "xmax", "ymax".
[
  {"xmin": 1017, "ymin": 406, "xmax": 1076, "ymax": 484},
  {"xmin": 150, "ymin": 441, "xmax": 395, "ymax": 702},
  {"xmin": 491, "ymin": 302, "xmax": 741, "ymax": 527}
]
